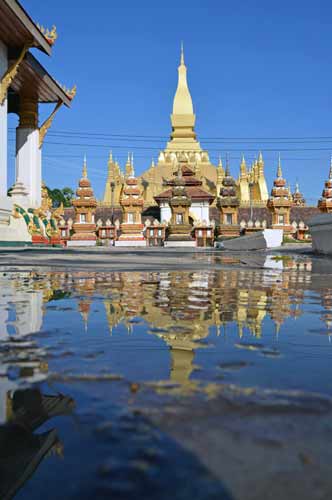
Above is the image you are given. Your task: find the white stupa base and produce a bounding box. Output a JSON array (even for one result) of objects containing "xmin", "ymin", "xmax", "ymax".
[
  {"xmin": 164, "ymin": 240, "xmax": 196, "ymax": 247},
  {"xmin": 67, "ymin": 240, "xmax": 96, "ymax": 247},
  {"xmin": 0, "ymin": 216, "xmax": 32, "ymax": 244},
  {"xmin": 115, "ymin": 240, "xmax": 147, "ymax": 247}
]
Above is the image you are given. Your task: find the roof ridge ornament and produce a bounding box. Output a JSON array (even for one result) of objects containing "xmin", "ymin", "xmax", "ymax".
[
  {"xmin": 37, "ymin": 24, "xmax": 58, "ymax": 46},
  {"xmin": 55, "ymin": 81, "xmax": 77, "ymax": 100}
]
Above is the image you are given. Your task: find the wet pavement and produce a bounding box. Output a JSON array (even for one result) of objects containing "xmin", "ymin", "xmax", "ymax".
[{"xmin": 1, "ymin": 250, "xmax": 332, "ymax": 499}]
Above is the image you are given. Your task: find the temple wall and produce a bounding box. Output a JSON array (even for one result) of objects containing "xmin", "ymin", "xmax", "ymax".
[{"xmin": 0, "ymin": 41, "xmax": 8, "ymax": 198}]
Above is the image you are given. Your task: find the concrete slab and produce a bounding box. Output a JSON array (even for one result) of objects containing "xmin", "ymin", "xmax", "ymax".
[
  {"xmin": 164, "ymin": 241, "xmax": 196, "ymax": 248},
  {"xmin": 263, "ymin": 229, "xmax": 283, "ymax": 248},
  {"xmin": 308, "ymin": 214, "xmax": 332, "ymax": 255},
  {"xmin": 67, "ymin": 240, "xmax": 96, "ymax": 247},
  {"xmin": 217, "ymin": 232, "xmax": 267, "ymax": 251},
  {"xmin": 114, "ymin": 240, "xmax": 147, "ymax": 247}
]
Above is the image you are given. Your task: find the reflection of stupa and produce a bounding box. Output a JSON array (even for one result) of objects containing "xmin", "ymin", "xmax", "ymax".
[{"xmin": 0, "ymin": 263, "xmax": 314, "ymax": 388}]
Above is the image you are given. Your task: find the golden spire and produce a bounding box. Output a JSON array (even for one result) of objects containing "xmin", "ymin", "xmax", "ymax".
[
  {"xmin": 131, "ymin": 153, "xmax": 135, "ymax": 177},
  {"xmin": 329, "ymin": 155, "xmax": 332, "ymax": 179},
  {"xmin": 277, "ymin": 154, "xmax": 282, "ymax": 178},
  {"xmin": 217, "ymin": 156, "xmax": 224, "ymax": 183},
  {"xmin": 109, "ymin": 150, "xmax": 113, "ymax": 162},
  {"xmin": 82, "ymin": 155, "xmax": 87, "ymax": 178},
  {"xmin": 258, "ymin": 151, "xmax": 264, "ymax": 177},
  {"xmin": 124, "ymin": 153, "xmax": 133, "ymax": 177},
  {"xmin": 172, "ymin": 43, "xmax": 194, "ymax": 115},
  {"xmin": 151, "ymin": 158, "xmax": 155, "ymax": 168},
  {"xmin": 258, "ymin": 151, "xmax": 263, "ymax": 164},
  {"xmin": 240, "ymin": 154, "xmax": 247, "ymax": 176},
  {"xmin": 225, "ymin": 154, "xmax": 230, "ymax": 176}
]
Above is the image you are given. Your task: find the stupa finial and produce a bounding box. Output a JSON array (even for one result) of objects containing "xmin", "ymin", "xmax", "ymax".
[
  {"xmin": 130, "ymin": 153, "xmax": 135, "ymax": 177},
  {"xmin": 180, "ymin": 41, "xmax": 184, "ymax": 65},
  {"xmin": 277, "ymin": 153, "xmax": 282, "ymax": 178},
  {"xmin": 82, "ymin": 154, "xmax": 87, "ymax": 178},
  {"xmin": 225, "ymin": 153, "xmax": 230, "ymax": 176},
  {"xmin": 329, "ymin": 155, "xmax": 332, "ymax": 179}
]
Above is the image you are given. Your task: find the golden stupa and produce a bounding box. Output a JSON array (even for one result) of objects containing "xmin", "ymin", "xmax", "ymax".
[{"xmin": 101, "ymin": 46, "xmax": 269, "ymax": 209}]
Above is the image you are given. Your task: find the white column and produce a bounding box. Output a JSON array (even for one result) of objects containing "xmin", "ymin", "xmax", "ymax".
[
  {"xmin": 16, "ymin": 127, "xmax": 41, "ymax": 207},
  {"xmin": 14, "ymin": 96, "xmax": 41, "ymax": 208},
  {"xmin": 0, "ymin": 41, "xmax": 8, "ymax": 198}
]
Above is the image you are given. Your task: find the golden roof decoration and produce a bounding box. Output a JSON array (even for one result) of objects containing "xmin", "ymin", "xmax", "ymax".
[
  {"xmin": 37, "ymin": 24, "xmax": 58, "ymax": 45},
  {"xmin": 55, "ymin": 81, "xmax": 77, "ymax": 100}
]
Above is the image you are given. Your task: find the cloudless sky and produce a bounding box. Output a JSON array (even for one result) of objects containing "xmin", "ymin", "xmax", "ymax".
[{"xmin": 8, "ymin": 0, "xmax": 332, "ymax": 203}]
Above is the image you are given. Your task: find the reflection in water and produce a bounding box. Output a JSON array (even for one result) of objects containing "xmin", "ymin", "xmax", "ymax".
[
  {"xmin": 1, "ymin": 256, "xmax": 332, "ymax": 499},
  {"xmin": 0, "ymin": 254, "xmax": 331, "ymax": 389},
  {"xmin": 0, "ymin": 388, "xmax": 74, "ymax": 500}
]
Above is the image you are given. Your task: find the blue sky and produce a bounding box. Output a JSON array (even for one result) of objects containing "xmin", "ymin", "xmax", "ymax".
[{"xmin": 8, "ymin": 0, "xmax": 332, "ymax": 203}]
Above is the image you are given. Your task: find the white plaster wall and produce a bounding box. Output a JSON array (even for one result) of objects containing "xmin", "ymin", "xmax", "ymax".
[
  {"xmin": 161, "ymin": 204, "xmax": 172, "ymax": 223},
  {"xmin": 16, "ymin": 128, "xmax": 41, "ymax": 207},
  {"xmin": 190, "ymin": 202, "xmax": 210, "ymax": 224},
  {"xmin": 0, "ymin": 41, "xmax": 8, "ymax": 198}
]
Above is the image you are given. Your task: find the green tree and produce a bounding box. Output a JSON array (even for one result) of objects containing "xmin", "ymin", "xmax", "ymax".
[
  {"xmin": 62, "ymin": 187, "xmax": 75, "ymax": 207},
  {"xmin": 46, "ymin": 187, "xmax": 75, "ymax": 208}
]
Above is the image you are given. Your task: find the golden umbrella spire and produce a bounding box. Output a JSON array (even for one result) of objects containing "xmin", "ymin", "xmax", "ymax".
[
  {"xmin": 82, "ymin": 154, "xmax": 87, "ymax": 178},
  {"xmin": 277, "ymin": 153, "xmax": 282, "ymax": 178}
]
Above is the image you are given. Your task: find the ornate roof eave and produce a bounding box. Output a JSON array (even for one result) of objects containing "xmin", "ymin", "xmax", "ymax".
[
  {"xmin": 0, "ymin": 0, "xmax": 53, "ymax": 55},
  {"xmin": 9, "ymin": 52, "xmax": 73, "ymax": 107}
]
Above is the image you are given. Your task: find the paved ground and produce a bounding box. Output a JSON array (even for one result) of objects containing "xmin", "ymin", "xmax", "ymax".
[{"xmin": 0, "ymin": 244, "xmax": 313, "ymax": 272}]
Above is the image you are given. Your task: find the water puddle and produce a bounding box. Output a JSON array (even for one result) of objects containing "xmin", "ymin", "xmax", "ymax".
[{"xmin": 1, "ymin": 257, "xmax": 332, "ymax": 499}]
